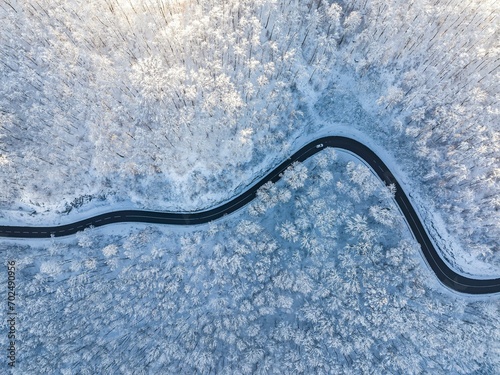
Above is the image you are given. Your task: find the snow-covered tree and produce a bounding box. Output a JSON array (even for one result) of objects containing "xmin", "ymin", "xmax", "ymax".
[{"xmin": 282, "ymin": 162, "xmax": 308, "ymax": 190}]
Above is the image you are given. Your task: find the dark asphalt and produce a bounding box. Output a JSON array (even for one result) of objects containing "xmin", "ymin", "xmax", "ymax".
[{"xmin": 1, "ymin": 136, "xmax": 499, "ymax": 294}]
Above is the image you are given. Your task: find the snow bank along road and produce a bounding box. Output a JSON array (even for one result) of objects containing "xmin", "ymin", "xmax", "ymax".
[{"xmin": 1, "ymin": 136, "xmax": 499, "ymax": 295}]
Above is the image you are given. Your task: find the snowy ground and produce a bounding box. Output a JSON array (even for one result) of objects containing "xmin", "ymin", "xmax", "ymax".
[{"xmin": 2, "ymin": 151, "xmax": 498, "ymax": 374}]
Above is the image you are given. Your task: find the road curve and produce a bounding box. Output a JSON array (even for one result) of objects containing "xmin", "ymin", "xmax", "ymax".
[{"xmin": 1, "ymin": 136, "xmax": 499, "ymax": 294}]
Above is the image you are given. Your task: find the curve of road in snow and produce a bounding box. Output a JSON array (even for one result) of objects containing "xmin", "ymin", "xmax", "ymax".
[{"xmin": 1, "ymin": 136, "xmax": 499, "ymax": 294}]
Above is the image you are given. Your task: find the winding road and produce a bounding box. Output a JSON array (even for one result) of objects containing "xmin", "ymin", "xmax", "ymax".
[{"xmin": 1, "ymin": 136, "xmax": 499, "ymax": 294}]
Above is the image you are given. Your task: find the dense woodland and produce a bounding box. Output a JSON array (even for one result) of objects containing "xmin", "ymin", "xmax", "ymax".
[
  {"xmin": 2, "ymin": 152, "xmax": 499, "ymax": 373},
  {"xmin": 0, "ymin": 0, "xmax": 498, "ymax": 267}
]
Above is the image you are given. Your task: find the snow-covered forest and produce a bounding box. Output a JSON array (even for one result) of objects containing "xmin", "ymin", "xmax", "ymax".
[
  {"xmin": 0, "ymin": 0, "xmax": 499, "ymax": 372},
  {"xmin": 0, "ymin": 0, "xmax": 498, "ymax": 270},
  {"xmin": 2, "ymin": 152, "xmax": 499, "ymax": 373}
]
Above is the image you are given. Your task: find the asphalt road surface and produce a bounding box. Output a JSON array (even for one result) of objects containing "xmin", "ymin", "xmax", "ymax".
[{"xmin": 1, "ymin": 136, "xmax": 499, "ymax": 294}]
